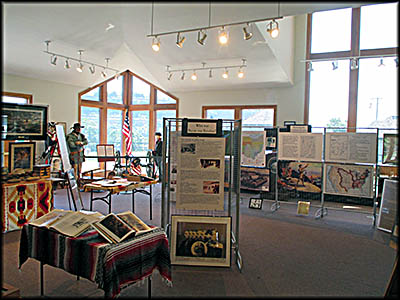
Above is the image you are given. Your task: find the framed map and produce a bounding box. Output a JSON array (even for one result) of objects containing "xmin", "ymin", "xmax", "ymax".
[
  {"xmin": 323, "ymin": 163, "xmax": 374, "ymax": 198},
  {"xmin": 241, "ymin": 131, "xmax": 266, "ymax": 167}
]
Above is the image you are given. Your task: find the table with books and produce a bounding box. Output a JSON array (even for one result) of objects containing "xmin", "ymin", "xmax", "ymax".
[
  {"xmin": 19, "ymin": 209, "xmax": 172, "ymax": 298},
  {"xmin": 83, "ymin": 178, "xmax": 158, "ymax": 218}
]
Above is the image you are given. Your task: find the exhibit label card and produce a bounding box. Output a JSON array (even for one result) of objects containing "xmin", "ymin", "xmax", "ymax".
[
  {"xmin": 176, "ymin": 136, "xmax": 225, "ymax": 210},
  {"xmin": 278, "ymin": 132, "xmax": 323, "ymax": 161},
  {"xmin": 325, "ymin": 132, "xmax": 377, "ymax": 164}
]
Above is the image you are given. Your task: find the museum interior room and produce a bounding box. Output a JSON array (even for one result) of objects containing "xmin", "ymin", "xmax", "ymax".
[{"xmin": 2, "ymin": 2, "xmax": 398, "ymax": 298}]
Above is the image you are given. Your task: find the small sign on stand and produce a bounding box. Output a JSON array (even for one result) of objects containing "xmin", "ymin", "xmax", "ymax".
[
  {"xmin": 297, "ymin": 201, "xmax": 310, "ymax": 215},
  {"xmin": 249, "ymin": 198, "xmax": 263, "ymax": 210}
]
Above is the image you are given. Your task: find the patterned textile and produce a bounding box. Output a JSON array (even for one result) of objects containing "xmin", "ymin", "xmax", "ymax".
[
  {"xmin": 19, "ymin": 225, "xmax": 172, "ymax": 298},
  {"xmin": 2, "ymin": 180, "xmax": 53, "ymax": 233}
]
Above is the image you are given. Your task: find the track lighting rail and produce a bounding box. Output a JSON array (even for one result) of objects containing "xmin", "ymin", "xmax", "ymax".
[
  {"xmin": 167, "ymin": 62, "xmax": 247, "ymax": 73},
  {"xmin": 146, "ymin": 16, "xmax": 283, "ymax": 38},
  {"xmin": 301, "ymin": 53, "xmax": 398, "ymax": 63}
]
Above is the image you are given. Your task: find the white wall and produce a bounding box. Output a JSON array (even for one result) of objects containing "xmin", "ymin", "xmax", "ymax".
[
  {"xmin": 175, "ymin": 15, "xmax": 307, "ymax": 126},
  {"xmin": 3, "ymin": 73, "xmax": 85, "ymax": 131}
]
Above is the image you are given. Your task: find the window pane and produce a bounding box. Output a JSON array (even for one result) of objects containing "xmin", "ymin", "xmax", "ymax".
[
  {"xmin": 107, "ymin": 109, "xmax": 123, "ymax": 152},
  {"xmin": 156, "ymin": 110, "xmax": 176, "ymax": 133},
  {"xmin": 81, "ymin": 106, "xmax": 100, "ymax": 168},
  {"xmin": 356, "ymin": 57, "xmax": 398, "ymax": 130},
  {"xmin": 2, "ymin": 96, "xmax": 28, "ymax": 104},
  {"xmin": 132, "ymin": 76, "xmax": 150, "ymax": 105},
  {"xmin": 311, "ymin": 8, "xmax": 352, "ymax": 53},
  {"xmin": 157, "ymin": 89, "xmax": 176, "ymax": 104},
  {"xmin": 308, "ymin": 60, "xmax": 350, "ymax": 130},
  {"xmin": 360, "ymin": 3, "xmax": 398, "ymax": 50},
  {"xmin": 205, "ymin": 109, "xmax": 235, "ymax": 119},
  {"xmin": 81, "ymin": 87, "xmax": 100, "ymax": 101},
  {"xmin": 107, "ymin": 76, "xmax": 123, "ymax": 104},
  {"xmin": 242, "ymin": 109, "xmax": 274, "ymax": 129},
  {"xmin": 131, "ymin": 111, "xmax": 149, "ymax": 155}
]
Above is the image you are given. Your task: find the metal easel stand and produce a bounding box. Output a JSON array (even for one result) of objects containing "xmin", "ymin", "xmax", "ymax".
[
  {"xmin": 314, "ymin": 192, "xmax": 328, "ymax": 219},
  {"xmin": 270, "ymin": 158, "xmax": 280, "ymax": 212}
]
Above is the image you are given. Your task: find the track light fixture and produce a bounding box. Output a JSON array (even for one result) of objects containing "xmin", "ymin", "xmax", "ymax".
[
  {"xmin": 64, "ymin": 59, "xmax": 71, "ymax": 69},
  {"xmin": 147, "ymin": 2, "xmax": 283, "ymax": 50},
  {"xmin": 243, "ymin": 23, "xmax": 253, "ymax": 40},
  {"xmin": 218, "ymin": 27, "xmax": 229, "ymax": 45},
  {"xmin": 89, "ymin": 65, "xmax": 96, "ymax": 74},
  {"xmin": 152, "ymin": 36, "xmax": 161, "ymax": 52},
  {"xmin": 197, "ymin": 29, "xmax": 207, "ymax": 45},
  {"xmin": 166, "ymin": 59, "xmax": 247, "ymax": 82},
  {"xmin": 395, "ymin": 57, "xmax": 399, "ymax": 67},
  {"xmin": 350, "ymin": 58, "xmax": 358, "ymax": 70},
  {"xmin": 176, "ymin": 32, "xmax": 186, "ymax": 48},
  {"xmin": 50, "ymin": 55, "xmax": 57, "ymax": 66},
  {"xmin": 43, "ymin": 41, "xmax": 119, "ymax": 77},
  {"xmin": 307, "ymin": 62, "xmax": 314, "ymax": 72},
  {"xmin": 332, "ymin": 61, "xmax": 338, "ymax": 70},
  {"xmin": 267, "ymin": 19, "xmax": 280, "ymax": 39},
  {"xmin": 378, "ymin": 58, "xmax": 385, "ymax": 67}
]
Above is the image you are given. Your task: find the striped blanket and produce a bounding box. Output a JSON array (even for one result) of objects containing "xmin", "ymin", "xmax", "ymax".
[{"xmin": 19, "ymin": 225, "xmax": 172, "ymax": 298}]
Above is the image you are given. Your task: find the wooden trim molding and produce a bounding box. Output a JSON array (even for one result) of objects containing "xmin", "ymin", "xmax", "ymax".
[{"xmin": 2, "ymin": 91, "xmax": 33, "ymax": 104}]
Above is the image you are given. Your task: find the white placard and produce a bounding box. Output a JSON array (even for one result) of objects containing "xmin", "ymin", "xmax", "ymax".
[
  {"xmin": 56, "ymin": 124, "xmax": 72, "ymax": 171},
  {"xmin": 278, "ymin": 132, "xmax": 323, "ymax": 162},
  {"xmin": 176, "ymin": 136, "xmax": 225, "ymax": 210},
  {"xmin": 325, "ymin": 132, "xmax": 377, "ymax": 164}
]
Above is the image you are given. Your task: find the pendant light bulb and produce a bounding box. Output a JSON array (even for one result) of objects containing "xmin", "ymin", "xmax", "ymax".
[
  {"xmin": 50, "ymin": 55, "xmax": 57, "ymax": 66},
  {"xmin": 237, "ymin": 68, "xmax": 244, "ymax": 78},
  {"xmin": 76, "ymin": 62, "xmax": 84, "ymax": 72},
  {"xmin": 181, "ymin": 71, "xmax": 185, "ymax": 80},
  {"xmin": 101, "ymin": 69, "xmax": 107, "ymax": 78},
  {"xmin": 209, "ymin": 69, "xmax": 213, "ymax": 78},
  {"xmin": 197, "ymin": 29, "xmax": 207, "ymax": 45},
  {"xmin": 243, "ymin": 23, "xmax": 253, "ymax": 40},
  {"xmin": 191, "ymin": 71, "xmax": 197, "ymax": 81},
  {"xmin": 89, "ymin": 65, "xmax": 96, "ymax": 74},
  {"xmin": 167, "ymin": 72, "xmax": 172, "ymax": 80},
  {"xmin": 176, "ymin": 32, "xmax": 186, "ymax": 48}
]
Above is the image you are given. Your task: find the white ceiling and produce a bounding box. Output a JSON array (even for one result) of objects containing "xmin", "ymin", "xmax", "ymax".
[{"xmin": 3, "ymin": 2, "xmax": 374, "ymax": 94}]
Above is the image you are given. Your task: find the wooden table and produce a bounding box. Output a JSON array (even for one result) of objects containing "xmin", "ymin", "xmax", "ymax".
[
  {"xmin": 19, "ymin": 224, "xmax": 172, "ymax": 298},
  {"xmin": 2, "ymin": 178, "xmax": 53, "ymax": 233},
  {"xmin": 83, "ymin": 180, "xmax": 158, "ymax": 219}
]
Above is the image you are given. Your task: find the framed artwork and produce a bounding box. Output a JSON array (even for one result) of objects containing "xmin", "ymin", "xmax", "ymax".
[
  {"xmin": 9, "ymin": 142, "xmax": 35, "ymax": 172},
  {"xmin": 278, "ymin": 161, "xmax": 322, "ymax": 193},
  {"xmin": 170, "ymin": 215, "xmax": 231, "ymax": 267},
  {"xmin": 1, "ymin": 102, "xmax": 48, "ymax": 140},
  {"xmin": 249, "ymin": 198, "xmax": 263, "ymax": 209},
  {"xmin": 240, "ymin": 167, "xmax": 270, "ymax": 192},
  {"xmin": 182, "ymin": 118, "xmax": 223, "ymax": 137},
  {"xmin": 382, "ymin": 134, "xmax": 398, "ymax": 164},
  {"xmin": 65, "ymin": 169, "xmax": 84, "ymax": 211}
]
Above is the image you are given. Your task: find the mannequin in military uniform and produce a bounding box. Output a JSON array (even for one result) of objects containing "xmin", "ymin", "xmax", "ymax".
[{"xmin": 66, "ymin": 123, "xmax": 88, "ymax": 179}]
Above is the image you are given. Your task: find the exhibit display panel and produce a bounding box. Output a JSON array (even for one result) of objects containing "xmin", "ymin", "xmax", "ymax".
[{"xmin": 162, "ymin": 118, "xmax": 242, "ymax": 270}]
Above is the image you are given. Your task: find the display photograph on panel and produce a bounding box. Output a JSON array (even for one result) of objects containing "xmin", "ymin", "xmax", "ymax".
[
  {"xmin": 323, "ymin": 163, "xmax": 374, "ymax": 198},
  {"xmin": 240, "ymin": 167, "xmax": 270, "ymax": 192},
  {"xmin": 170, "ymin": 215, "xmax": 231, "ymax": 267},
  {"xmin": 1, "ymin": 103, "xmax": 48, "ymax": 140},
  {"xmin": 249, "ymin": 198, "xmax": 263, "ymax": 209},
  {"xmin": 9, "ymin": 142, "xmax": 36, "ymax": 172},
  {"xmin": 382, "ymin": 133, "xmax": 398, "ymax": 164},
  {"xmin": 277, "ymin": 161, "xmax": 322, "ymax": 193}
]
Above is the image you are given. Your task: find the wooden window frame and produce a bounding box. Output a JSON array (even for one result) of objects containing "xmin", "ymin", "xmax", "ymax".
[
  {"xmin": 202, "ymin": 105, "xmax": 277, "ymax": 127},
  {"xmin": 78, "ymin": 70, "xmax": 179, "ymax": 154},
  {"xmin": 2, "ymin": 91, "xmax": 33, "ymax": 104},
  {"xmin": 304, "ymin": 6, "xmax": 398, "ymax": 131}
]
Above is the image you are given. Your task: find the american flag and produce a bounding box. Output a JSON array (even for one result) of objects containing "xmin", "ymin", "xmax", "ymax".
[
  {"xmin": 131, "ymin": 157, "xmax": 142, "ymax": 176},
  {"xmin": 122, "ymin": 110, "xmax": 132, "ymax": 156}
]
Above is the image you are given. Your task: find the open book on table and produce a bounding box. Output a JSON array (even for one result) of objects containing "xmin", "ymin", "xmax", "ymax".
[
  {"xmin": 91, "ymin": 211, "xmax": 154, "ymax": 244},
  {"xmin": 29, "ymin": 209, "xmax": 104, "ymax": 238}
]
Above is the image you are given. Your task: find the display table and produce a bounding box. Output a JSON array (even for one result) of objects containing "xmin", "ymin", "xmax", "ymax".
[
  {"xmin": 19, "ymin": 224, "xmax": 172, "ymax": 298},
  {"xmin": 83, "ymin": 180, "xmax": 158, "ymax": 219},
  {"xmin": 2, "ymin": 179, "xmax": 53, "ymax": 233}
]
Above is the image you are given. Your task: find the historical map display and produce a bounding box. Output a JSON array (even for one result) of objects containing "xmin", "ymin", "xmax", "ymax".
[
  {"xmin": 278, "ymin": 132, "xmax": 323, "ymax": 162},
  {"xmin": 323, "ymin": 163, "xmax": 374, "ymax": 198},
  {"xmin": 241, "ymin": 131, "xmax": 266, "ymax": 167}
]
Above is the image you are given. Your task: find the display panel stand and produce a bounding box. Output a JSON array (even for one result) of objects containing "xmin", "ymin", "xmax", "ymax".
[{"xmin": 161, "ymin": 118, "xmax": 243, "ymax": 271}]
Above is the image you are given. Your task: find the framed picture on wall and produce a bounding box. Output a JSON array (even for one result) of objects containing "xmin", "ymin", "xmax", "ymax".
[
  {"xmin": 8, "ymin": 142, "xmax": 36, "ymax": 172},
  {"xmin": 1, "ymin": 102, "xmax": 48, "ymax": 140},
  {"xmin": 170, "ymin": 215, "xmax": 231, "ymax": 267}
]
